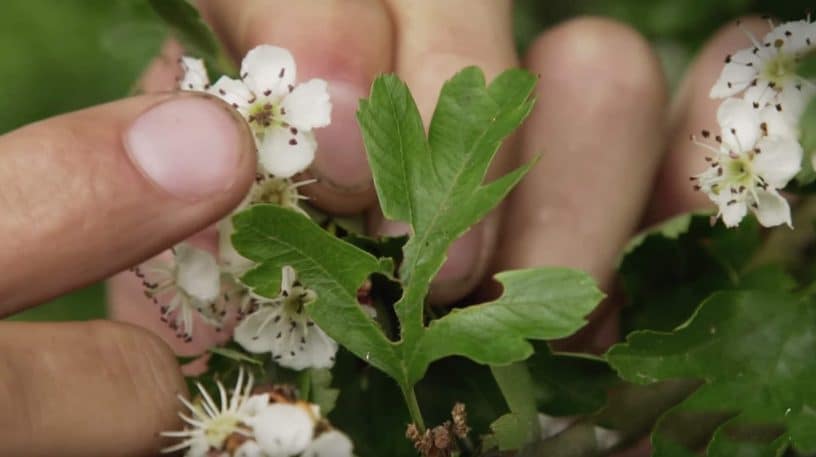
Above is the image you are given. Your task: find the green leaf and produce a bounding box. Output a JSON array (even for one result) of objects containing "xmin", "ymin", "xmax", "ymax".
[
  {"xmin": 232, "ymin": 205, "xmax": 402, "ymax": 380},
  {"xmin": 706, "ymin": 419, "xmax": 789, "ymax": 457},
  {"xmin": 308, "ymin": 369, "xmax": 339, "ymax": 416},
  {"xmin": 489, "ymin": 363, "xmax": 540, "ymax": 451},
  {"xmin": 357, "ymin": 67, "xmax": 537, "ymax": 347},
  {"xmin": 407, "ymin": 268, "xmax": 603, "ymax": 383},
  {"xmin": 619, "ymin": 213, "xmax": 766, "ymax": 333},
  {"xmin": 795, "ymin": 97, "xmax": 816, "ymax": 187},
  {"xmin": 148, "ymin": 0, "xmax": 235, "ymax": 75},
  {"xmin": 607, "ymin": 290, "xmax": 816, "ymax": 453},
  {"xmin": 209, "ymin": 346, "xmax": 263, "ymax": 366},
  {"xmin": 796, "ymin": 50, "xmax": 816, "ymax": 79},
  {"xmin": 528, "ymin": 344, "xmax": 617, "ymax": 417},
  {"xmin": 235, "ymin": 70, "xmax": 602, "ymax": 429}
]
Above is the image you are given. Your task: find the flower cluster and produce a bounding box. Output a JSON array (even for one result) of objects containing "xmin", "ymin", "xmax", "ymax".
[
  {"xmin": 135, "ymin": 46, "xmax": 338, "ymax": 367},
  {"xmin": 694, "ymin": 18, "xmax": 815, "ymax": 227},
  {"xmin": 161, "ymin": 368, "xmax": 353, "ymax": 457}
]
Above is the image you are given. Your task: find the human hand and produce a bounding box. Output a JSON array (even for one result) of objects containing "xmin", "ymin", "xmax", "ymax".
[{"xmin": 0, "ymin": 90, "xmax": 259, "ymax": 456}]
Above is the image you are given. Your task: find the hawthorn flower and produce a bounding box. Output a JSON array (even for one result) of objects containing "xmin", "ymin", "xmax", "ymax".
[
  {"xmin": 208, "ymin": 45, "xmax": 331, "ymax": 177},
  {"xmin": 711, "ymin": 19, "xmax": 816, "ymax": 118},
  {"xmin": 161, "ymin": 368, "xmax": 269, "ymax": 456},
  {"xmin": 692, "ymin": 98, "xmax": 803, "ymax": 228},
  {"xmin": 134, "ymin": 243, "xmax": 224, "ymax": 341},
  {"xmin": 179, "ymin": 56, "xmax": 210, "ymax": 91},
  {"xmin": 234, "ymin": 266, "xmax": 338, "ymax": 370}
]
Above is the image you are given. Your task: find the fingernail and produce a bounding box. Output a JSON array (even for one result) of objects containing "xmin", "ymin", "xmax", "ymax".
[
  {"xmin": 312, "ymin": 81, "xmax": 372, "ymax": 192},
  {"xmin": 435, "ymin": 226, "xmax": 483, "ymax": 283},
  {"xmin": 125, "ymin": 96, "xmax": 244, "ymax": 201}
]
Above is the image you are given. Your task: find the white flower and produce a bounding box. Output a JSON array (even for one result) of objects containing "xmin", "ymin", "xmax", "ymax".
[
  {"xmin": 179, "ymin": 56, "xmax": 210, "ymax": 91},
  {"xmin": 234, "ymin": 266, "xmax": 338, "ymax": 370},
  {"xmin": 710, "ymin": 19, "xmax": 816, "ymax": 119},
  {"xmin": 301, "ymin": 430, "xmax": 354, "ymax": 457},
  {"xmin": 692, "ymin": 98, "xmax": 803, "ymax": 228},
  {"xmin": 209, "ymin": 45, "xmax": 332, "ymax": 177},
  {"xmin": 161, "ymin": 368, "xmax": 268, "ymax": 456},
  {"xmin": 248, "ymin": 403, "xmax": 315, "ymax": 457},
  {"xmin": 134, "ymin": 243, "xmax": 224, "ymax": 341}
]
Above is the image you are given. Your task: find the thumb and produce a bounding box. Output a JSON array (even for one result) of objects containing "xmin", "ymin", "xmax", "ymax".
[{"xmin": 0, "ymin": 93, "xmax": 256, "ymax": 314}]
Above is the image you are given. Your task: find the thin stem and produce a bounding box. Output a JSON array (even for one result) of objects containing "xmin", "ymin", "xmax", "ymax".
[
  {"xmin": 298, "ymin": 369, "xmax": 312, "ymax": 401},
  {"xmin": 401, "ymin": 384, "xmax": 426, "ymax": 431}
]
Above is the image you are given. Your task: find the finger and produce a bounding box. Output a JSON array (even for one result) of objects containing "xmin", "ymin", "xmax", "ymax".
[
  {"xmin": 647, "ymin": 17, "xmax": 769, "ymax": 222},
  {"xmin": 115, "ymin": 41, "xmax": 226, "ymax": 357},
  {"xmin": 200, "ymin": 0, "xmax": 394, "ymax": 213},
  {"xmin": 137, "ymin": 39, "xmax": 185, "ymax": 94},
  {"xmin": 0, "ymin": 320, "xmax": 185, "ymax": 457},
  {"xmin": 382, "ymin": 0, "xmax": 518, "ymax": 304},
  {"xmin": 0, "ymin": 92, "xmax": 255, "ymax": 314},
  {"xmin": 494, "ymin": 17, "xmax": 668, "ymax": 350}
]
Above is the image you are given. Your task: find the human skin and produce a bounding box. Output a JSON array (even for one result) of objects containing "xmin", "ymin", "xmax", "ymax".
[{"xmin": 0, "ymin": 1, "xmax": 769, "ymax": 455}]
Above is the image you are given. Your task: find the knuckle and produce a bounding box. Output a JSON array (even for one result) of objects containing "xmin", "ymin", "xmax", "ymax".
[
  {"xmin": 527, "ymin": 16, "xmax": 666, "ymax": 99},
  {"xmin": 240, "ymin": 0, "xmax": 393, "ymax": 82}
]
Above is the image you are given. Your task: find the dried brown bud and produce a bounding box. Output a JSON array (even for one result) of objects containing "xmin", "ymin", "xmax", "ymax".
[{"xmin": 451, "ymin": 403, "xmax": 470, "ymax": 438}]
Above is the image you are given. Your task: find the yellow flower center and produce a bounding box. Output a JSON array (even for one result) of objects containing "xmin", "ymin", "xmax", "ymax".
[{"xmin": 762, "ymin": 53, "xmax": 796, "ymax": 87}]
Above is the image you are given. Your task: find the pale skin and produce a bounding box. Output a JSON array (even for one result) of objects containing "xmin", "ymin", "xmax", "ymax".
[{"xmin": 0, "ymin": 1, "xmax": 771, "ymax": 455}]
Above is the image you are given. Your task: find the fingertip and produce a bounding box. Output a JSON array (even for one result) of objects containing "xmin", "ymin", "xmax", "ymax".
[
  {"xmin": 125, "ymin": 94, "xmax": 257, "ymax": 205},
  {"xmin": 526, "ymin": 16, "xmax": 666, "ymax": 102}
]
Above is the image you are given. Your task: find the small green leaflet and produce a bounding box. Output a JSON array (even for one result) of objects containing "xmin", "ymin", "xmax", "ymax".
[
  {"xmin": 408, "ymin": 268, "xmax": 602, "ymax": 383},
  {"xmin": 607, "ymin": 290, "xmax": 816, "ymax": 454},
  {"xmin": 358, "ymin": 68, "xmax": 536, "ymax": 351}
]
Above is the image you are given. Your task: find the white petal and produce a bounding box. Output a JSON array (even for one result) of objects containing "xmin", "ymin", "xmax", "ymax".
[
  {"xmin": 753, "ymin": 135, "xmax": 803, "ymax": 187},
  {"xmin": 275, "ymin": 325, "xmax": 338, "ymax": 371},
  {"xmin": 717, "ymin": 98, "xmax": 761, "ymax": 152},
  {"xmin": 258, "ymin": 128, "xmax": 317, "ymax": 178},
  {"xmin": 710, "ymin": 48, "xmax": 760, "ymax": 98},
  {"xmin": 239, "ymin": 394, "xmax": 272, "ymax": 418},
  {"xmin": 250, "ymin": 403, "xmax": 314, "ymax": 456},
  {"xmin": 241, "ymin": 45, "xmax": 296, "ymax": 98},
  {"xmin": 281, "ymin": 79, "xmax": 332, "ymax": 130},
  {"xmin": 234, "ymin": 306, "xmax": 284, "ymax": 353},
  {"xmin": 763, "ymin": 20, "xmax": 815, "ymax": 54},
  {"xmin": 234, "ymin": 440, "xmax": 265, "ymax": 457},
  {"xmin": 302, "ymin": 430, "xmax": 354, "ymax": 457},
  {"xmin": 759, "ymin": 105, "xmax": 800, "ymax": 140},
  {"xmin": 718, "ymin": 195, "xmax": 748, "ymax": 228},
  {"xmin": 186, "ymin": 435, "xmax": 211, "ymax": 456},
  {"xmin": 752, "ymin": 189, "xmax": 792, "ymax": 228},
  {"xmin": 776, "ymin": 82, "xmax": 815, "ymax": 119},
  {"xmin": 174, "ymin": 244, "xmax": 220, "ymax": 302},
  {"xmin": 218, "ymin": 219, "xmax": 255, "ymax": 276},
  {"xmin": 179, "ymin": 56, "xmax": 209, "ymax": 91},
  {"xmin": 743, "ymin": 83, "xmax": 778, "ymax": 110},
  {"xmin": 210, "ymin": 76, "xmax": 254, "ymax": 112}
]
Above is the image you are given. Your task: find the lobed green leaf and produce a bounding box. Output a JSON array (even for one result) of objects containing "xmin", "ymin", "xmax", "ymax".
[{"xmin": 608, "ymin": 290, "xmax": 816, "ymax": 454}]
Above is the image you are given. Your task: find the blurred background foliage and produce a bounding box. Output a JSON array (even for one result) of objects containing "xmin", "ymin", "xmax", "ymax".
[{"xmin": 1, "ymin": 0, "xmax": 810, "ymax": 322}]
